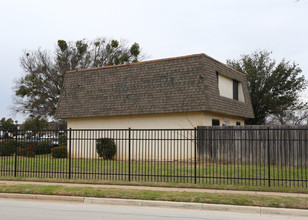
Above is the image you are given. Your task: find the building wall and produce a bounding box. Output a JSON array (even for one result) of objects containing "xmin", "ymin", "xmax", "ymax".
[
  {"xmin": 67, "ymin": 111, "xmax": 244, "ymax": 129},
  {"xmin": 67, "ymin": 112, "xmax": 244, "ymax": 160}
]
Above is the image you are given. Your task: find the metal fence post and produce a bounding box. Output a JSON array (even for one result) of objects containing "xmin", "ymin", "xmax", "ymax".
[
  {"xmin": 14, "ymin": 128, "xmax": 18, "ymax": 177},
  {"xmin": 69, "ymin": 128, "xmax": 72, "ymax": 179},
  {"xmin": 267, "ymin": 127, "xmax": 271, "ymax": 187},
  {"xmin": 194, "ymin": 127, "xmax": 197, "ymax": 184},
  {"xmin": 128, "ymin": 127, "xmax": 131, "ymax": 182}
]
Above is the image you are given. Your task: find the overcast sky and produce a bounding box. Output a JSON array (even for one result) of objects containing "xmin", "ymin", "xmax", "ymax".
[{"xmin": 1, "ymin": 0, "xmax": 307, "ymax": 123}]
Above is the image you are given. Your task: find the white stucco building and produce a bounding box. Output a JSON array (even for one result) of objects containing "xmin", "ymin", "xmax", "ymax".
[
  {"xmin": 56, "ymin": 53, "xmax": 254, "ymax": 160},
  {"xmin": 56, "ymin": 53, "xmax": 254, "ymax": 129}
]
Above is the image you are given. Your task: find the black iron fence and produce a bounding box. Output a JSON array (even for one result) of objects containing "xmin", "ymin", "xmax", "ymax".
[{"xmin": 0, "ymin": 126, "xmax": 308, "ymax": 187}]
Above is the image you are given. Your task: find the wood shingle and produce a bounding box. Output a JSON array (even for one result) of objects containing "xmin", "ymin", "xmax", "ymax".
[{"xmin": 56, "ymin": 54, "xmax": 254, "ymax": 119}]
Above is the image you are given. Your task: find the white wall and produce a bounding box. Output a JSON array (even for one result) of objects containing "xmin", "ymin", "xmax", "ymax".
[
  {"xmin": 67, "ymin": 112, "xmax": 244, "ymax": 160},
  {"xmin": 68, "ymin": 111, "xmax": 244, "ymax": 129}
]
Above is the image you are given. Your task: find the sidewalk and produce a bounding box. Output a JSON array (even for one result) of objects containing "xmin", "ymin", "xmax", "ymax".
[
  {"xmin": 0, "ymin": 192, "xmax": 308, "ymax": 218},
  {"xmin": 0, "ymin": 180, "xmax": 307, "ymax": 198},
  {"xmin": 1, "ymin": 180, "xmax": 308, "ymax": 218}
]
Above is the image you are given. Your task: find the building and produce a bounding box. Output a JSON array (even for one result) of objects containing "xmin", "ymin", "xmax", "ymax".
[
  {"xmin": 56, "ymin": 53, "xmax": 254, "ymax": 129},
  {"xmin": 56, "ymin": 53, "xmax": 254, "ymax": 160}
]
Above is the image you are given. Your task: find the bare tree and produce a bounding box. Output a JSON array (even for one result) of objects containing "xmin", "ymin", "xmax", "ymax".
[{"xmin": 14, "ymin": 37, "xmax": 146, "ymax": 119}]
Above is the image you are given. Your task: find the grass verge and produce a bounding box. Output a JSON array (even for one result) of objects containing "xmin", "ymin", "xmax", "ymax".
[
  {"xmin": 0, "ymin": 183, "xmax": 308, "ymax": 209},
  {"xmin": 1, "ymin": 176, "xmax": 308, "ymax": 194}
]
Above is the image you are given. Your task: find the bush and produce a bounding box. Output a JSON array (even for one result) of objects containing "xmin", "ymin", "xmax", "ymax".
[
  {"xmin": 16, "ymin": 142, "xmax": 37, "ymax": 157},
  {"xmin": 16, "ymin": 146, "xmax": 35, "ymax": 157},
  {"xmin": 96, "ymin": 138, "xmax": 117, "ymax": 160},
  {"xmin": 35, "ymin": 140, "xmax": 52, "ymax": 155},
  {"xmin": 0, "ymin": 139, "xmax": 16, "ymax": 156},
  {"xmin": 51, "ymin": 146, "xmax": 67, "ymax": 158}
]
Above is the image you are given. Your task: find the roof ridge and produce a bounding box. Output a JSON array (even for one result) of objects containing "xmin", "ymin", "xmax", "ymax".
[
  {"xmin": 202, "ymin": 53, "xmax": 245, "ymax": 76},
  {"xmin": 65, "ymin": 53, "xmax": 206, "ymax": 73}
]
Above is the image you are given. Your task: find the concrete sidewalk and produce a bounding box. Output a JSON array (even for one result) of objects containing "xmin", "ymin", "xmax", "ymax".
[{"xmin": 0, "ymin": 180, "xmax": 307, "ymax": 198}]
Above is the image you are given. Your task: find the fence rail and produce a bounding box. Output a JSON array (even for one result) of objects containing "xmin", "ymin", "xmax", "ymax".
[{"xmin": 0, "ymin": 126, "xmax": 308, "ymax": 187}]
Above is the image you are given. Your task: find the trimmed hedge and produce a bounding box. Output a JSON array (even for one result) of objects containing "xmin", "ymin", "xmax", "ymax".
[
  {"xmin": 17, "ymin": 147, "xmax": 35, "ymax": 157},
  {"xmin": 0, "ymin": 139, "xmax": 54, "ymax": 157},
  {"xmin": 35, "ymin": 141, "xmax": 52, "ymax": 155},
  {"xmin": 0, "ymin": 139, "xmax": 16, "ymax": 156},
  {"xmin": 16, "ymin": 142, "xmax": 37, "ymax": 157},
  {"xmin": 96, "ymin": 138, "xmax": 117, "ymax": 160},
  {"xmin": 51, "ymin": 146, "xmax": 67, "ymax": 158}
]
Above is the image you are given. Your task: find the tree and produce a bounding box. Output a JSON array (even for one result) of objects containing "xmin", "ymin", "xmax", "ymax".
[
  {"xmin": 0, "ymin": 118, "xmax": 17, "ymax": 138},
  {"xmin": 21, "ymin": 117, "xmax": 50, "ymax": 130},
  {"xmin": 267, "ymin": 109, "xmax": 308, "ymax": 125},
  {"xmin": 0, "ymin": 118, "xmax": 17, "ymax": 130},
  {"xmin": 227, "ymin": 50, "xmax": 307, "ymax": 125},
  {"xmin": 14, "ymin": 37, "xmax": 144, "ymax": 118}
]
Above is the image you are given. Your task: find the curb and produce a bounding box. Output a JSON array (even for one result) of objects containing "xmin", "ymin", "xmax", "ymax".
[
  {"xmin": 1, "ymin": 193, "xmax": 308, "ymax": 217},
  {"xmin": 0, "ymin": 193, "xmax": 84, "ymax": 203}
]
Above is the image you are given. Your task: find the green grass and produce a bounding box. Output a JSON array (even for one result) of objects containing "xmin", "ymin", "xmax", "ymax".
[
  {"xmin": 0, "ymin": 183, "xmax": 308, "ymax": 209},
  {"xmin": 1, "ymin": 155, "xmax": 308, "ymax": 188},
  {"xmin": 2, "ymin": 175, "xmax": 308, "ymax": 193}
]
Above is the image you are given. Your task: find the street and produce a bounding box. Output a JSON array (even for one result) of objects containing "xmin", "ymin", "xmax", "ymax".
[{"xmin": 0, "ymin": 198, "xmax": 303, "ymax": 220}]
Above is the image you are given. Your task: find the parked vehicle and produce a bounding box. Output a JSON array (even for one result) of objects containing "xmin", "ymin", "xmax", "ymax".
[
  {"xmin": 40, "ymin": 135, "xmax": 59, "ymax": 146},
  {"xmin": 16, "ymin": 135, "xmax": 25, "ymax": 139},
  {"xmin": 24, "ymin": 136, "xmax": 41, "ymax": 143}
]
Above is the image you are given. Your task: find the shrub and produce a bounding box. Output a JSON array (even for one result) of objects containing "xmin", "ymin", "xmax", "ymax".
[
  {"xmin": 16, "ymin": 146, "xmax": 35, "ymax": 157},
  {"xmin": 0, "ymin": 139, "xmax": 16, "ymax": 156},
  {"xmin": 16, "ymin": 142, "xmax": 37, "ymax": 157},
  {"xmin": 96, "ymin": 138, "xmax": 117, "ymax": 160},
  {"xmin": 23, "ymin": 142, "xmax": 38, "ymax": 149},
  {"xmin": 35, "ymin": 140, "xmax": 52, "ymax": 155},
  {"xmin": 51, "ymin": 146, "xmax": 67, "ymax": 158}
]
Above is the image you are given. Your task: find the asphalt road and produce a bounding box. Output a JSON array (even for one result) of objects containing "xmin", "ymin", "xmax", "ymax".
[{"xmin": 0, "ymin": 198, "xmax": 304, "ymax": 220}]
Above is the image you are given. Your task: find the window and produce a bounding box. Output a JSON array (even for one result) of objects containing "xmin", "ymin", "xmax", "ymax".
[
  {"xmin": 217, "ymin": 73, "xmax": 244, "ymax": 102},
  {"xmin": 236, "ymin": 121, "xmax": 241, "ymax": 126},
  {"xmin": 212, "ymin": 119, "xmax": 220, "ymax": 126},
  {"xmin": 233, "ymin": 79, "xmax": 238, "ymax": 100}
]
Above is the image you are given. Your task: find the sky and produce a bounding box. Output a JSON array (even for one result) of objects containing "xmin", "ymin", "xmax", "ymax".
[{"xmin": 0, "ymin": 0, "xmax": 307, "ymax": 123}]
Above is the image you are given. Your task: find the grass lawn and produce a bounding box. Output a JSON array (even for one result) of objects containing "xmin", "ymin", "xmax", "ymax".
[
  {"xmin": 1, "ymin": 176, "xmax": 308, "ymax": 194},
  {"xmin": 0, "ymin": 182, "xmax": 308, "ymax": 209},
  {"xmin": 1, "ymin": 155, "xmax": 307, "ymax": 188}
]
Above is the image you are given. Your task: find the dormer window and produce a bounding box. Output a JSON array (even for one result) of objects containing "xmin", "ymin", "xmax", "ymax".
[{"xmin": 217, "ymin": 72, "xmax": 245, "ymax": 102}]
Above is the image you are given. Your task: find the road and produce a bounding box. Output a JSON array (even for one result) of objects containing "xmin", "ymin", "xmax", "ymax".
[{"xmin": 0, "ymin": 198, "xmax": 304, "ymax": 220}]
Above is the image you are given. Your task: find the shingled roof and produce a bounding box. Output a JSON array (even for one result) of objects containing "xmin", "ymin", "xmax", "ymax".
[{"xmin": 56, "ymin": 53, "xmax": 254, "ymax": 119}]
